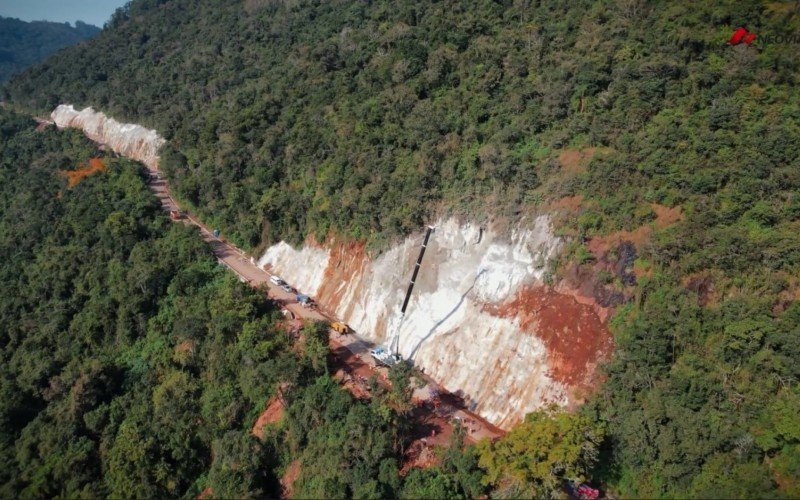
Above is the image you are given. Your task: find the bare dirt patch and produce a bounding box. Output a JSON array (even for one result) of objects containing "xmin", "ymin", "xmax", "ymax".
[
  {"xmin": 485, "ymin": 286, "xmax": 614, "ymax": 395},
  {"xmin": 400, "ymin": 438, "xmax": 439, "ymax": 475},
  {"xmin": 252, "ymin": 395, "xmax": 285, "ymax": 439},
  {"xmin": 651, "ymin": 203, "xmax": 683, "ymax": 229},
  {"xmin": 548, "ymin": 194, "xmax": 584, "ymax": 213},
  {"xmin": 587, "ymin": 226, "xmax": 651, "ymax": 256},
  {"xmin": 280, "ymin": 460, "xmax": 301, "ymax": 498},
  {"xmin": 557, "ymin": 148, "xmax": 598, "ymax": 175},
  {"xmin": 683, "ymin": 273, "xmax": 717, "ymax": 307},
  {"xmin": 588, "ymin": 203, "xmax": 682, "ymax": 257},
  {"xmin": 60, "ymin": 158, "xmax": 108, "ymax": 188}
]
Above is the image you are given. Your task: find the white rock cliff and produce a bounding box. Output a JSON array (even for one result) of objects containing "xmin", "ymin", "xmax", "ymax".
[
  {"xmin": 51, "ymin": 105, "xmax": 165, "ymax": 169},
  {"xmin": 259, "ymin": 217, "xmax": 594, "ymax": 428}
]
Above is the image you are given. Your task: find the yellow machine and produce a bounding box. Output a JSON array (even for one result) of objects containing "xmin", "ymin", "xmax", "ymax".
[{"xmin": 331, "ymin": 322, "xmax": 350, "ymax": 334}]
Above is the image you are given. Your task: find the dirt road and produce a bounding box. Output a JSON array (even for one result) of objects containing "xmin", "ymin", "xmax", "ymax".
[{"xmin": 144, "ymin": 164, "xmax": 502, "ymax": 445}]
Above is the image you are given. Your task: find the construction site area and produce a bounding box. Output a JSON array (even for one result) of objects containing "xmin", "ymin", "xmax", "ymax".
[{"xmin": 143, "ymin": 160, "xmax": 504, "ymax": 475}]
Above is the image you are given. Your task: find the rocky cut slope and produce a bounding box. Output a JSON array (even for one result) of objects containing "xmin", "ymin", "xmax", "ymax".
[
  {"xmin": 51, "ymin": 104, "xmax": 614, "ymax": 428},
  {"xmin": 260, "ymin": 217, "xmax": 614, "ymax": 428},
  {"xmin": 51, "ymin": 105, "xmax": 164, "ymax": 168}
]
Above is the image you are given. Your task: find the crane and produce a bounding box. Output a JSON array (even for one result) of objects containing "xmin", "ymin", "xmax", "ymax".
[{"xmin": 370, "ymin": 225, "xmax": 435, "ymax": 366}]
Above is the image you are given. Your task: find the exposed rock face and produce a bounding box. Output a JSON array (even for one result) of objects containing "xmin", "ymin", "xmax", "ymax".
[
  {"xmin": 259, "ymin": 216, "xmax": 614, "ymax": 428},
  {"xmin": 52, "ymin": 103, "xmax": 614, "ymax": 429},
  {"xmin": 51, "ymin": 105, "xmax": 165, "ymax": 169}
]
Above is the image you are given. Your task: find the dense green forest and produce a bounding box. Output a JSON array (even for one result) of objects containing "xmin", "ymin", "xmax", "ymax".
[
  {"xmin": 3, "ymin": 0, "xmax": 800, "ymax": 497},
  {"xmin": 0, "ymin": 109, "xmax": 601, "ymax": 498},
  {"xmin": 0, "ymin": 17, "xmax": 99, "ymax": 82}
]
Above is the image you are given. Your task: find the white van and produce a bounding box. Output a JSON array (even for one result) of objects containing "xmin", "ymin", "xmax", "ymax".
[{"xmin": 270, "ymin": 275, "xmax": 285, "ymax": 286}]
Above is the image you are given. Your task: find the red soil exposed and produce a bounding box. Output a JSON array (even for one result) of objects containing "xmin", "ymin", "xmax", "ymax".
[
  {"xmin": 549, "ymin": 194, "xmax": 585, "ymax": 213},
  {"xmin": 487, "ymin": 286, "xmax": 614, "ymax": 395},
  {"xmin": 557, "ymin": 148, "xmax": 598, "ymax": 174},
  {"xmin": 60, "ymin": 158, "xmax": 108, "ymax": 188},
  {"xmin": 652, "ymin": 203, "xmax": 683, "ymax": 229},
  {"xmin": 316, "ymin": 239, "xmax": 370, "ymax": 317},
  {"xmin": 400, "ymin": 438, "xmax": 439, "ymax": 475},
  {"xmin": 280, "ymin": 460, "xmax": 301, "ymax": 498},
  {"xmin": 252, "ymin": 396, "xmax": 285, "ymax": 439},
  {"xmin": 587, "ymin": 203, "xmax": 683, "ymax": 256}
]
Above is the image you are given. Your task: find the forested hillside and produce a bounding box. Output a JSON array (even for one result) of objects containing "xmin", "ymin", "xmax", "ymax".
[
  {"xmin": 2, "ymin": 109, "xmax": 596, "ymax": 499},
  {"xmin": 0, "ymin": 17, "xmax": 99, "ymax": 82},
  {"xmin": 3, "ymin": 0, "xmax": 800, "ymax": 497},
  {"xmin": 0, "ymin": 111, "xmax": 401, "ymax": 496}
]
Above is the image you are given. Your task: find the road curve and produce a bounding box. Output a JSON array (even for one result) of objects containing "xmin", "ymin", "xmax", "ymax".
[{"xmin": 144, "ymin": 166, "xmax": 504, "ymax": 442}]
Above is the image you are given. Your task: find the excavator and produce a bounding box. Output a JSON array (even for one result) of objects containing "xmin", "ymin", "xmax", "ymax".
[
  {"xmin": 331, "ymin": 321, "xmax": 350, "ymax": 334},
  {"xmin": 370, "ymin": 225, "xmax": 435, "ymax": 366}
]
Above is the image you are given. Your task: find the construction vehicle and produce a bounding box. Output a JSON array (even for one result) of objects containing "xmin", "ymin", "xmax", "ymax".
[
  {"xmin": 369, "ymin": 347, "xmax": 399, "ymax": 367},
  {"xmin": 297, "ymin": 294, "xmax": 313, "ymax": 308},
  {"xmin": 331, "ymin": 322, "xmax": 350, "ymax": 334},
  {"xmin": 370, "ymin": 225, "xmax": 434, "ymax": 366}
]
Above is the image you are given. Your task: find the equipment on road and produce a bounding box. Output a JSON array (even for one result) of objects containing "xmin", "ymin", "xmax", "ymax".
[
  {"xmin": 331, "ymin": 322, "xmax": 350, "ymax": 334},
  {"xmin": 297, "ymin": 294, "xmax": 313, "ymax": 308},
  {"xmin": 270, "ymin": 275, "xmax": 285, "ymax": 286},
  {"xmin": 213, "ymin": 228, "xmax": 220, "ymax": 238},
  {"xmin": 369, "ymin": 347, "xmax": 398, "ymax": 366},
  {"xmin": 169, "ymin": 210, "xmax": 184, "ymax": 220}
]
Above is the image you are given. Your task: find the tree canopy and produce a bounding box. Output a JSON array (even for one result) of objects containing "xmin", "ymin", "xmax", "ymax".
[
  {"xmin": 0, "ymin": 17, "xmax": 99, "ymax": 82},
  {"xmin": 2, "ymin": 0, "xmax": 800, "ymax": 496}
]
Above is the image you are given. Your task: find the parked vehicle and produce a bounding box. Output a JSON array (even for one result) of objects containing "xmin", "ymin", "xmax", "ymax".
[
  {"xmin": 331, "ymin": 322, "xmax": 350, "ymax": 334},
  {"xmin": 281, "ymin": 283, "xmax": 294, "ymax": 293},
  {"xmin": 270, "ymin": 275, "xmax": 285, "ymax": 286},
  {"xmin": 369, "ymin": 347, "xmax": 401, "ymax": 366}
]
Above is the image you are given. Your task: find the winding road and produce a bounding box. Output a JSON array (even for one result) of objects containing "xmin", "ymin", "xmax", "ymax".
[
  {"xmin": 40, "ymin": 110, "xmax": 503, "ymax": 446},
  {"xmin": 145, "ymin": 167, "xmax": 503, "ymax": 444}
]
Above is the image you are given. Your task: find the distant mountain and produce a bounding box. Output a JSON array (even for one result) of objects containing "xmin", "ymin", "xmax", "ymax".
[{"xmin": 0, "ymin": 16, "xmax": 100, "ymax": 81}]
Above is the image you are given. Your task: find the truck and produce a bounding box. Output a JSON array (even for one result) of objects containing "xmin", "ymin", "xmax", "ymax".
[{"xmin": 369, "ymin": 347, "xmax": 401, "ymax": 367}]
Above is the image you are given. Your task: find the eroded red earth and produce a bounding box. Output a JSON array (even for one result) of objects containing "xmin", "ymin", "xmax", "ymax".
[
  {"xmin": 251, "ymin": 395, "xmax": 285, "ymax": 439},
  {"xmin": 316, "ymin": 239, "xmax": 370, "ymax": 316},
  {"xmin": 486, "ymin": 286, "xmax": 614, "ymax": 398}
]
